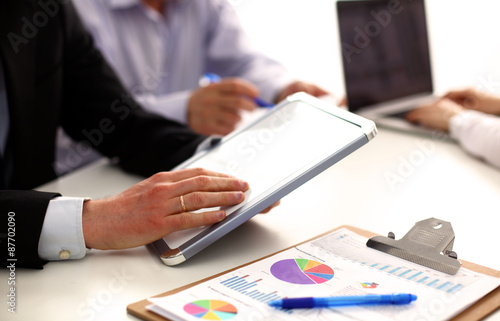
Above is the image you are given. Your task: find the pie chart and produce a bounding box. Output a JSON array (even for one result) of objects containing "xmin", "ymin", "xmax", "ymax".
[
  {"xmin": 183, "ymin": 300, "xmax": 237, "ymax": 320},
  {"xmin": 270, "ymin": 258, "xmax": 334, "ymax": 285}
]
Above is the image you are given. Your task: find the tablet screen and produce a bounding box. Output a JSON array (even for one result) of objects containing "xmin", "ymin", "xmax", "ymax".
[{"xmin": 163, "ymin": 101, "xmax": 364, "ymax": 248}]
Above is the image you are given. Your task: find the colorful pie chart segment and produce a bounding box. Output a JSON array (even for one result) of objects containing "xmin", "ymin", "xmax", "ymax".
[
  {"xmin": 270, "ymin": 258, "xmax": 334, "ymax": 285},
  {"xmin": 183, "ymin": 300, "xmax": 237, "ymax": 320}
]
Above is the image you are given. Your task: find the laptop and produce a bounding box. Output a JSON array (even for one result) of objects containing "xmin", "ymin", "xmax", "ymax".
[{"xmin": 336, "ymin": 0, "xmax": 440, "ymax": 136}]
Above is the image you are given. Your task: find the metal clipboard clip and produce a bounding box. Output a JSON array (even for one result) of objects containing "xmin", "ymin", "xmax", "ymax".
[{"xmin": 366, "ymin": 218, "xmax": 462, "ymax": 275}]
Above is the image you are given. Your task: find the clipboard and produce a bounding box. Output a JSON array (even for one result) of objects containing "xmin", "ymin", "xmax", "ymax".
[{"xmin": 127, "ymin": 225, "xmax": 500, "ymax": 321}]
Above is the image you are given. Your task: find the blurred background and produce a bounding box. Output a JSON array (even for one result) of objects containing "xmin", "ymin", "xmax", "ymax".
[{"xmin": 232, "ymin": 0, "xmax": 500, "ymax": 100}]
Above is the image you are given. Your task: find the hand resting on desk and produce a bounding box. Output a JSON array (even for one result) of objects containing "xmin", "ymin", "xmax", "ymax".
[
  {"xmin": 406, "ymin": 88, "xmax": 500, "ymax": 131},
  {"xmin": 405, "ymin": 98, "xmax": 464, "ymax": 131},
  {"xmin": 405, "ymin": 88, "xmax": 500, "ymax": 169}
]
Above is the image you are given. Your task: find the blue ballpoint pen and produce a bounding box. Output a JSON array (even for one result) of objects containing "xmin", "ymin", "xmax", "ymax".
[
  {"xmin": 268, "ymin": 293, "xmax": 417, "ymax": 309},
  {"xmin": 200, "ymin": 72, "xmax": 274, "ymax": 108}
]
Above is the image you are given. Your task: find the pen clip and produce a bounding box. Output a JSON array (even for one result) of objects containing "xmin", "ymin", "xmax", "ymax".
[
  {"xmin": 199, "ymin": 72, "xmax": 221, "ymax": 87},
  {"xmin": 199, "ymin": 72, "xmax": 274, "ymax": 108}
]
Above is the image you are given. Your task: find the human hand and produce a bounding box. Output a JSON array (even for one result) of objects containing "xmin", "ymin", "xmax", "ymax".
[
  {"xmin": 188, "ymin": 78, "xmax": 260, "ymax": 136},
  {"xmin": 444, "ymin": 88, "xmax": 500, "ymax": 115},
  {"xmin": 82, "ymin": 168, "xmax": 249, "ymax": 250},
  {"xmin": 406, "ymin": 98, "xmax": 465, "ymax": 132},
  {"xmin": 259, "ymin": 200, "xmax": 281, "ymax": 214},
  {"xmin": 275, "ymin": 81, "xmax": 330, "ymax": 103},
  {"xmin": 337, "ymin": 96, "xmax": 347, "ymax": 107}
]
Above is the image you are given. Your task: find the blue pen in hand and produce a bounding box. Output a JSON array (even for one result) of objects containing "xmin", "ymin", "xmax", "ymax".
[
  {"xmin": 199, "ymin": 72, "xmax": 274, "ymax": 108},
  {"xmin": 268, "ymin": 293, "xmax": 417, "ymax": 309}
]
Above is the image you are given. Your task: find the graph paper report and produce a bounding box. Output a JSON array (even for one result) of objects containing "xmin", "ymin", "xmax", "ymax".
[{"xmin": 148, "ymin": 228, "xmax": 500, "ymax": 321}]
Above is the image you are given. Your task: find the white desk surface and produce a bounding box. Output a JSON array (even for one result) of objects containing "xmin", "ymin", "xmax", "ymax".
[
  {"xmin": 4, "ymin": 128, "xmax": 499, "ymax": 321},
  {"xmin": 2, "ymin": 1, "xmax": 500, "ymax": 320}
]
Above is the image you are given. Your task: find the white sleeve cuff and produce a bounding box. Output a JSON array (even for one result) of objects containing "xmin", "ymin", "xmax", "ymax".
[
  {"xmin": 449, "ymin": 110, "xmax": 500, "ymax": 169},
  {"xmin": 38, "ymin": 197, "xmax": 89, "ymax": 261},
  {"xmin": 449, "ymin": 110, "xmax": 477, "ymax": 140}
]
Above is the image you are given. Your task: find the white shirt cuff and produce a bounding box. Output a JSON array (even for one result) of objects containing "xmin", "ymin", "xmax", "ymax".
[
  {"xmin": 449, "ymin": 110, "xmax": 477, "ymax": 140},
  {"xmin": 38, "ymin": 197, "xmax": 89, "ymax": 261}
]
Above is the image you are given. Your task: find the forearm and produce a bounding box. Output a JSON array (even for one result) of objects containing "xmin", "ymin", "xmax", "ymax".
[
  {"xmin": 230, "ymin": 59, "xmax": 294, "ymax": 103},
  {"xmin": 450, "ymin": 110, "xmax": 500, "ymax": 168}
]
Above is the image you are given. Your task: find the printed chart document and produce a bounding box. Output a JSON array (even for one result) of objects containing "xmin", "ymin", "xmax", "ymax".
[{"xmin": 145, "ymin": 228, "xmax": 500, "ymax": 321}]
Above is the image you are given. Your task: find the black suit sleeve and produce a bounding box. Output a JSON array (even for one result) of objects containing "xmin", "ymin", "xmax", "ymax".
[
  {"xmin": 58, "ymin": 2, "xmax": 205, "ymax": 177},
  {"xmin": 1, "ymin": 191, "xmax": 60, "ymax": 269},
  {"xmin": 0, "ymin": 1, "xmax": 206, "ymax": 269}
]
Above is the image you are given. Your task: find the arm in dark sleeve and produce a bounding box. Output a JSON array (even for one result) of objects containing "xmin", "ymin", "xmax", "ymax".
[
  {"xmin": 1, "ymin": 191, "xmax": 60, "ymax": 269},
  {"xmin": 58, "ymin": 3, "xmax": 205, "ymax": 177}
]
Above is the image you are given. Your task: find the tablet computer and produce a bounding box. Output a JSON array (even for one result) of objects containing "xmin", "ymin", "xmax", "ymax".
[{"xmin": 152, "ymin": 92, "xmax": 377, "ymax": 265}]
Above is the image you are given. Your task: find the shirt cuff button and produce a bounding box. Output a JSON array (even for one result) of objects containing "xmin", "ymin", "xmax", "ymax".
[{"xmin": 59, "ymin": 250, "xmax": 71, "ymax": 260}]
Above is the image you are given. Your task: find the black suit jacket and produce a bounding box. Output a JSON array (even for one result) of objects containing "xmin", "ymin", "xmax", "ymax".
[{"xmin": 0, "ymin": 0, "xmax": 205, "ymax": 268}]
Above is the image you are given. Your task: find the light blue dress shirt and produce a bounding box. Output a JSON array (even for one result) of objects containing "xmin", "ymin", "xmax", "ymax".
[{"xmin": 73, "ymin": 0, "xmax": 293, "ymax": 124}]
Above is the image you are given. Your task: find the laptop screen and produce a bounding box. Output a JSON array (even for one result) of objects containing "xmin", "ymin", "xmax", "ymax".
[{"xmin": 337, "ymin": 0, "xmax": 433, "ymax": 112}]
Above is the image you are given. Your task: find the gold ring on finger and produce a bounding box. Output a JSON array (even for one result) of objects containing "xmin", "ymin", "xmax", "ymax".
[{"xmin": 179, "ymin": 195, "xmax": 188, "ymax": 212}]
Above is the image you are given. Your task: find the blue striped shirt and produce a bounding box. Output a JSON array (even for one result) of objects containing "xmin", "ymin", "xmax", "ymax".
[{"xmin": 73, "ymin": 0, "xmax": 293, "ymax": 124}]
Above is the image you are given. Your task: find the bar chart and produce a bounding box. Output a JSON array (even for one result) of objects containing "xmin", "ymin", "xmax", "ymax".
[
  {"xmin": 220, "ymin": 275, "xmax": 282, "ymax": 303},
  {"xmin": 312, "ymin": 231, "xmax": 477, "ymax": 295},
  {"xmin": 363, "ymin": 262, "xmax": 463, "ymax": 293}
]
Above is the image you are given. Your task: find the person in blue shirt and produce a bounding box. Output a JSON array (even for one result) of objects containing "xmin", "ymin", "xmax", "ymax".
[{"xmin": 72, "ymin": 0, "xmax": 330, "ymax": 136}]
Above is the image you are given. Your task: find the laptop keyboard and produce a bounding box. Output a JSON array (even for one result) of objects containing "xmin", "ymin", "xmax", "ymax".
[{"xmin": 387, "ymin": 110, "xmax": 410, "ymax": 119}]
